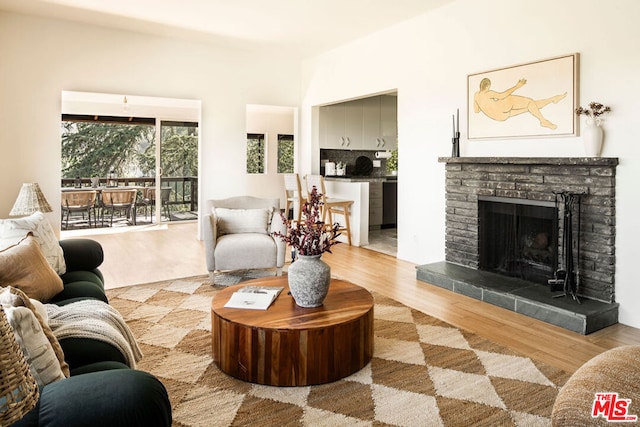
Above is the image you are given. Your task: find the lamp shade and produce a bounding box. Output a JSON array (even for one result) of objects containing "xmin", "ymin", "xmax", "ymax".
[
  {"xmin": 0, "ymin": 306, "xmax": 39, "ymax": 425},
  {"xmin": 9, "ymin": 183, "xmax": 52, "ymax": 217}
]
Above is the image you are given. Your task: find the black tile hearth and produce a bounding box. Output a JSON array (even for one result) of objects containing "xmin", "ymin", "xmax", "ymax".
[{"xmin": 416, "ymin": 261, "xmax": 618, "ymax": 334}]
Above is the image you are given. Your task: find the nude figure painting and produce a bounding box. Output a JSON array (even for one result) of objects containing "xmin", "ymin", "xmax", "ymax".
[{"xmin": 467, "ymin": 54, "xmax": 579, "ymax": 139}]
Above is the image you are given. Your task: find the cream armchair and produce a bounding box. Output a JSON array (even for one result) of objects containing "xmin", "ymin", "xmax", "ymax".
[{"xmin": 204, "ymin": 196, "xmax": 286, "ymax": 283}]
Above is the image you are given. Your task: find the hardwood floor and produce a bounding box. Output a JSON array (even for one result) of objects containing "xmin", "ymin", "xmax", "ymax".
[
  {"xmin": 63, "ymin": 221, "xmax": 640, "ymax": 374},
  {"xmin": 61, "ymin": 222, "xmax": 208, "ymax": 288}
]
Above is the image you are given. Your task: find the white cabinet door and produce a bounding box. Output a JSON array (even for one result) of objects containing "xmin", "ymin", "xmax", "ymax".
[
  {"xmin": 380, "ymin": 95, "xmax": 398, "ymax": 150},
  {"xmin": 362, "ymin": 95, "xmax": 397, "ymax": 150},
  {"xmin": 344, "ymin": 100, "xmax": 363, "ymax": 149},
  {"xmin": 362, "ymin": 96, "xmax": 382, "ymax": 149},
  {"xmin": 321, "ymin": 104, "xmax": 347, "ymax": 149}
]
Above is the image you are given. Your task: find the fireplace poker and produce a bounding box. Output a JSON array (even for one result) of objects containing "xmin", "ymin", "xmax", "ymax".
[
  {"xmin": 564, "ymin": 193, "xmax": 574, "ymax": 297},
  {"xmin": 548, "ymin": 192, "xmax": 566, "ymax": 291},
  {"xmin": 574, "ymin": 193, "xmax": 584, "ymax": 298}
]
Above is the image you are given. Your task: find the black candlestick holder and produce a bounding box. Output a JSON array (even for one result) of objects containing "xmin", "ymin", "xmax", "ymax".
[{"xmin": 451, "ymin": 132, "xmax": 460, "ymax": 157}]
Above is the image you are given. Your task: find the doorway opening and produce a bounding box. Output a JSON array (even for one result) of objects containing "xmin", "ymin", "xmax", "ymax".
[
  {"xmin": 245, "ymin": 104, "xmax": 297, "ymax": 207},
  {"xmin": 60, "ymin": 91, "xmax": 201, "ymax": 234}
]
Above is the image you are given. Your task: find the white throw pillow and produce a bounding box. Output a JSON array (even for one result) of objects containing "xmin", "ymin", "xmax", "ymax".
[
  {"xmin": 214, "ymin": 207, "xmax": 272, "ymax": 235},
  {"xmin": 0, "ymin": 212, "xmax": 66, "ymax": 275},
  {"xmin": 0, "ymin": 286, "xmax": 70, "ymax": 378},
  {"xmin": 4, "ymin": 305, "xmax": 66, "ymax": 387}
]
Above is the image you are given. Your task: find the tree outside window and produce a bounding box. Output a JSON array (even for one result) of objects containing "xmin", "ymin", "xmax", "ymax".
[
  {"xmin": 61, "ymin": 119, "xmax": 199, "ymax": 217},
  {"xmin": 277, "ymin": 134, "xmax": 294, "ymax": 174},
  {"xmin": 246, "ymin": 133, "xmax": 265, "ymax": 174},
  {"xmin": 61, "ymin": 121, "xmax": 154, "ymax": 179}
]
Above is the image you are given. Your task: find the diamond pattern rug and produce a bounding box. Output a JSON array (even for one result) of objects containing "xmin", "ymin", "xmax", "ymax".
[{"xmin": 106, "ymin": 274, "xmax": 570, "ymax": 427}]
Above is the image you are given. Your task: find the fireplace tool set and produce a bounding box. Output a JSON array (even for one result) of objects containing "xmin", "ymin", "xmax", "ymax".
[{"xmin": 548, "ymin": 191, "xmax": 585, "ymax": 303}]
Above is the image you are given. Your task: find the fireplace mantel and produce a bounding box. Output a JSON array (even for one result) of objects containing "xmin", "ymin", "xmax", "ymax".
[{"xmin": 438, "ymin": 157, "xmax": 619, "ymax": 166}]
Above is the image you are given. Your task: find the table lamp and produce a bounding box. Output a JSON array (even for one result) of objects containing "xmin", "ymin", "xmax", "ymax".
[
  {"xmin": 0, "ymin": 306, "xmax": 40, "ymax": 425},
  {"xmin": 9, "ymin": 183, "xmax": 52, "ymax": 217}
]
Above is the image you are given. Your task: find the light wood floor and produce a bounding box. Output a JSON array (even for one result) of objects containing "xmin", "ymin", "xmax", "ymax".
[
  {"xmin": 61, "ymin": 222, "xmax": 208, "ymax": 288},
  {"xmin": 63, "ymin": 221, "xmax": 640, "ymax": 374}
]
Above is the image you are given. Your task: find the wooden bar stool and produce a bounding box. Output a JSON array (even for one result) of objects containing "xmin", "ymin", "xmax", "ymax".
[
  {"xmin": 283, "ymin": 173, "xmax": 305, "ymax": 223},
  {"xmin": 326, "ymin": 200, "xmax": 353, "ymax": 246},
  {"xmin": 305, "ymin": 175, "xmax": 353, "ymax": 245}
]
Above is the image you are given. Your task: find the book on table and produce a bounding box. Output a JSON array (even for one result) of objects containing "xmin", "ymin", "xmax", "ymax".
[{"xmin": 224, "ymin": 286, "xmax": 284, "ymax": 310}]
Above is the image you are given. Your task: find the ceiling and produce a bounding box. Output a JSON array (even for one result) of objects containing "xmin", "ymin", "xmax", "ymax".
[{"xmin": 0, "ymin": 0, "xmax": 453, "ymax": 58}]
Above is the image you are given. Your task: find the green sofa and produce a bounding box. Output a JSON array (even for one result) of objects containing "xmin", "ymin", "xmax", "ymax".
[{"xmin": 11, "ymin": 239, "xmax": 172, "ymax": 427}]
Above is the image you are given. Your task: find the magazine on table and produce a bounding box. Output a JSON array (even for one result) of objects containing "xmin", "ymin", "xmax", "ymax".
[{"xmin": 224, "ymin": 286, "xmax": 284, "ymax": 310}]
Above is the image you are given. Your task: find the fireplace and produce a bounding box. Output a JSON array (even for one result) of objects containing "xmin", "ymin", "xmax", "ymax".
[
  {"xmin": 478, "ymin": 196, "xmax": 557, "ymax": 285},
  {"xmin": 439, "ymin": 157, "xmax": 617, "ymax": 303},
  {"xmin": 416, "ymin": 157, "xmax": 620, "ymax": 334}
]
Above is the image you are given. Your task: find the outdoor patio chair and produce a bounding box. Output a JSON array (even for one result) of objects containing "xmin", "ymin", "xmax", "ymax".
[
  {"xmin": 100, "ymin": 188, "xmax": 137, "ymax": 226},
  {"xmin": 61, "ymin": 190, "xmax": 98, "ymax": 229},
  {"xmin": 140, "ymin": 187, "xmax": 172, "ymax": 221}
]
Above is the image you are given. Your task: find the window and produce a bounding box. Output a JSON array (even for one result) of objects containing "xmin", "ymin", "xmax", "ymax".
[
  {"xmin": 246, "ymin": 133, "xmax": 265, "ymax": 174},
  {"xmin": 277, "ymin": 134, "xmax": 294, "ymax": 174}
]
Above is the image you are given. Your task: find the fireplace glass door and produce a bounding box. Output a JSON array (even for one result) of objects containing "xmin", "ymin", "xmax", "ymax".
[{"xmin": 478, "ymin": 197, "xmax": 558, "ymax": 285}]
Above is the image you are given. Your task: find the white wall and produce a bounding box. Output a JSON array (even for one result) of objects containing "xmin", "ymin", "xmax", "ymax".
[
  {"xmin": 300, "ymin": 0, "xmax": 640, "ymax": 328},
  {"xmin": 0, "ymin": 11, "xmax": 301, "ymax": 231}
]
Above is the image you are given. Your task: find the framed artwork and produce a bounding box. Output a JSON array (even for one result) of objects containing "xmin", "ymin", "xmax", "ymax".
[{"xmin": 467, "ymin": 53, "xmax": 579, "ymax": 139}]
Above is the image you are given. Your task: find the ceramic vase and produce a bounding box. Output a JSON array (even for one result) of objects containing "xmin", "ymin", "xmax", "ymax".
[
  {"xmin": 583, "ymin": 118, "xmax": 604, "ymax": 157},
  {"xmin": 287, "ymin": 254, "xmax": 331, "ymax": 307}
]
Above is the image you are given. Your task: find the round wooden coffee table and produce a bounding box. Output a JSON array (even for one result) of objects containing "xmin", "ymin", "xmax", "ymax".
[{"xmin": 211, "ymin": 276, "xmax": 374, "ymax": 386}]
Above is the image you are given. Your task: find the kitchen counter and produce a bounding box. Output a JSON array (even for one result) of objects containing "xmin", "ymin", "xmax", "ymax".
[
  {"xmin": 322, "ymin": 180, "xmax": 369, "ymax": 246},
  {"xmin": 324, "ymin": 175, "xmax": 397, "ymax": 183},
  {"xmin": 321, "ymin": 176, "xmax": 397, "ymax": 247}
]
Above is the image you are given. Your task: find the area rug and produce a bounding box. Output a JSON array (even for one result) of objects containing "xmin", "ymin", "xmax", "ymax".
[{"xmin": 106, "ymin": 274, "xmax": 570, "ymax": 427}]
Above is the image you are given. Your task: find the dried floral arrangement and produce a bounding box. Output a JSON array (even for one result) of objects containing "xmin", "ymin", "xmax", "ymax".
[
  {"xmin": 575, "ymin": 102, "xmax": 611, "ymax": 117},
  {"xmin": 273, "ymin": 186, "xmax": 340, "ymax": 256}
]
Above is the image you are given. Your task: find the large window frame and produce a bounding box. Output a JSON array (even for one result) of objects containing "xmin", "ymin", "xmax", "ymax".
[{"xmin": 61, "ymin": 114, "xmax": 199, "ymax": 224}]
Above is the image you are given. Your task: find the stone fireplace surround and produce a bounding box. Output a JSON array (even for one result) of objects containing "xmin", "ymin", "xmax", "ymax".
[{"xmin": 416, "ymin": 157, "xmax": 619, "ymax": 334}]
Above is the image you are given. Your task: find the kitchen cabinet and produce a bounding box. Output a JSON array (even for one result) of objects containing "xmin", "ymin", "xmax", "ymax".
[
  {"xmin": 369, "ymin": 182, "xmax": 383, "ymax": 229},
  {"xmin": 320, "ymin": 104, "xmax": 343, "ymax": 149},
  {"xmin": 345, "ymin": 100, "xmax": 363, "ymax": 148},
  {"xmin": 362, "ymin": 95, "xmax": 397, "ymax": 150},
  {"xmin": 321, "ymin": 95, "xmax": 397, "ymax": 150},
  {"xmin": 362, "ymin": 97, "xmax": 381, "ymax": 149},
  {"xmin": 383, "ymin": 181, "xmax": 397, "ymax": 226},
  {"xmin": 380, "ymin": 95, "xmax": 398, "ymax": 150},
  {"xmin": 320, "ymin": 100, "xmax": 363, "ymax": 149}
]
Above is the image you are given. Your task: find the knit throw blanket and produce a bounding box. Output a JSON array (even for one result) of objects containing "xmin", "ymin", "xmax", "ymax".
[{"xmin": 46, "ymin": 299, "xmax": 142, "ymax": 368}]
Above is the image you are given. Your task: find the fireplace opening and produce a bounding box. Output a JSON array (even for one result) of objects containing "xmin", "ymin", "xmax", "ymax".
[{"xmin": 478, "ymin": 197, "xmax": 558, "ymax": 285}]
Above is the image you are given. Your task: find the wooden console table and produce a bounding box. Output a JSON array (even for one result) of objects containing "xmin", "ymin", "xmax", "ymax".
[{"xmin": 211, "ymin": 276, "xmax": 374, "ymax": 386}]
